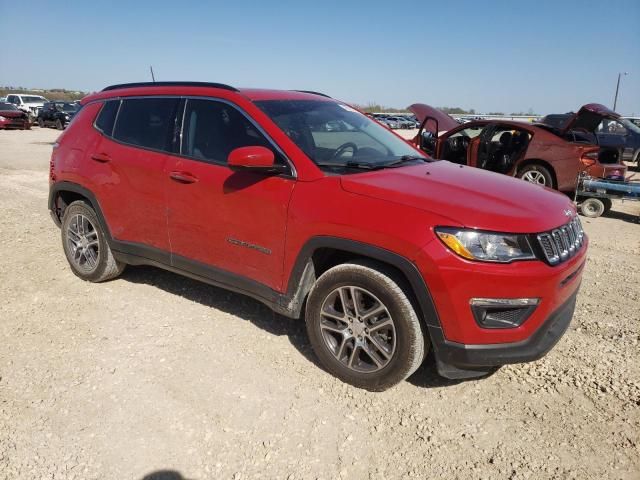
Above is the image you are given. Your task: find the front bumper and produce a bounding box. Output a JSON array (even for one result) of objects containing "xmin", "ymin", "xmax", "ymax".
[
  {"xmin": 430, "ymin": 289, "xmax": 578, "ymax": 378},
  {"xmin": 413, "ymin": 231, "xmax": 587, "ymax": 379},
  {"xmin": 0, "ymin": 118, "xmax": 28, "ymax": 129}
]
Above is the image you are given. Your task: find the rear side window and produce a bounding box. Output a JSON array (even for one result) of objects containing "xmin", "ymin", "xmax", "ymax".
[
  {"xmin": 181, "ymin": 98, "xmax": 276, "ymax": 164},
  {"xmin": 95, "ymin": 100, "xmax": 119, "ymax": 136},
  {"xmin": 113, "ymin": 97, "xmax": 180, "ymax": 151}
]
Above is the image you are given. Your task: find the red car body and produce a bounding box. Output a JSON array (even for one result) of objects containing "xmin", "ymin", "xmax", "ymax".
[
  {"xmin": 0, "ymin": 103, "xmax": 30, "ymax": 129},
  {"xmin": 409, "ymin": 103, "xmax": 627, "ymax": 192},
  {"xmin": 49, "ymin": 83, "xmax": 587, "ymax": 383}
]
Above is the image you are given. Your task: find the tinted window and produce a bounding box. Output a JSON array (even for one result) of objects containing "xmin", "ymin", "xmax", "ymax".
[
  {"xmin": 95, "ymin": 100, "xmax": 120, "ymax": 136},
  {"xmin": 113, "ymin": 97, "xmax": 180, "ymax": 151},
  {"xmin": 182, "ymin": 99, "xmax": 275, "ymax": 164}
]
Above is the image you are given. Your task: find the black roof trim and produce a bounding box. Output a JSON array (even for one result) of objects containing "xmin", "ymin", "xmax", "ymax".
[
  {"xmin": 101, "ymin": 81, "xmax": 238, "ymax": 92},
  {"xmin": 292, "ymin": 90, "xmax": 332, "ymax": 98}
]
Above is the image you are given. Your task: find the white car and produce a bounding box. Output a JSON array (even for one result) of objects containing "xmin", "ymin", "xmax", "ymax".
[{"xmin": 5, "ymin": 94, "xmax": 49, "ymax": 121}]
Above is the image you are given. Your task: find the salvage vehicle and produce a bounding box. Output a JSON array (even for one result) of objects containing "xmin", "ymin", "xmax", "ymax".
[
  {"xmin": 37, "ymin": 101, "xmax": 79, "ymax": 129},
  {"xmin": 541, "ymin": 110, "xmax": 640, "ymax": 168},
  {"xmin": 0, "ymin": 102, "xmax": 30, "ymax": 129},
  {"xmin": 49, "ymin": 82, "xmax": 588, "ymax": 390},
  {"xmin": 5, "ymin": 93, "xmax": 48, "ymax": 122},
  {"xmin": 410, "ymin": 103, "xmax": 627, "ymax": 192}
]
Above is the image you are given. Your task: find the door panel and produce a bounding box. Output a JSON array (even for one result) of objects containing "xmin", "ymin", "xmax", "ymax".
[
  {"xmin": 93, "ymin": 136, "xmax": 171, "ymax": 251},
  {"xmin": 165, "ymin": 157, "xmax": 294, "ymax": 290},
  {"xmin": 165, "ymin": 98, "xmax": 295, "ymax": 291}
]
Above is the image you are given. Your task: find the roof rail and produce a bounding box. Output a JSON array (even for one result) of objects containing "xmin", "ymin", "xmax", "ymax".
[
  {"xmin": 101, "ymin": 81, "xmax": 238, "ymax": 92},
  {"xmin": 292, "ymin": 90, "xmax": 332, "ymax": 98}
]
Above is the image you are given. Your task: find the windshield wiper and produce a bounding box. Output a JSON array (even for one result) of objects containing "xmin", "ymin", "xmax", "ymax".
[
  {"xmin": 382, "ymin": 155, "xmax": 428, "ymax": 167},
  {"xmin": 316, "ymin": 161, "xmax": 386, "ymax": 170}
]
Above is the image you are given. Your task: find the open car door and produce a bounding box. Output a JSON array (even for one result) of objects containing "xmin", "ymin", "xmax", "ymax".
[{"xmin": 408, "ymin": 103, "xmax": 460, "ymax": 156}]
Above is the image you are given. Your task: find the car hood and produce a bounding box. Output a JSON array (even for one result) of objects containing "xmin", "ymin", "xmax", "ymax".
[
  {"xmin": 561, "ymin": 103, "xmax": 620, "ymax": 135},
  {"xmin": 0, "ymin": 110, "xmax": 26, "ymax": 118},
  {"xmin": 340, "ymin": 161, "xmax": 575, "ymax": 233},
  {"xmin": 408, "ymin": 103, "xmax": 460, "ymax": 134}
]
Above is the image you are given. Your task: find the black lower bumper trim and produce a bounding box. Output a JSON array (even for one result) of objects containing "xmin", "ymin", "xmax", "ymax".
[{"xmin": 430, "ymin": 288, "xmax": 579, "ymax": 379}]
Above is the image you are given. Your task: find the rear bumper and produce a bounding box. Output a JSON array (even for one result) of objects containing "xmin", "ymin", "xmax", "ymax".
[{"xmin": 429, "ymin": 288, "xmax": 578, "ymax": 378}]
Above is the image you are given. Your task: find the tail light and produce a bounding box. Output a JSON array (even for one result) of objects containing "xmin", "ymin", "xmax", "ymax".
[
  {"xmin": 49, "ymin": 142, "xmax": 59, "ymax": 182},
  {"xmin": 580, "ymin": 149, "xmax": 599, "ymax": 168}
]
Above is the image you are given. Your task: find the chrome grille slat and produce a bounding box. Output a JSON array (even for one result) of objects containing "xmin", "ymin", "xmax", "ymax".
[{"xmin": 536, "ymin": 217, "xmax": 585, "ymax": 265}]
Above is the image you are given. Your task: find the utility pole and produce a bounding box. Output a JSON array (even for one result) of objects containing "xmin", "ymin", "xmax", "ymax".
[
  {"xmin": 613, "ymin": 72, "xmax": 627, "ymax": 111},
  {"xmin": 150, "ymin": 66, "xmax": 156, "ymax": 83}
]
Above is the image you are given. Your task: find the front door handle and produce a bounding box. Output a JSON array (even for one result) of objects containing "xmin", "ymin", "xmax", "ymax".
[
  {"xmin": 90, "ymin": 153, "xmax": 111, "ymax": 163},
  {"xmin": 169, "ymin": 171, "xmax": 198, "ymax": 184}
]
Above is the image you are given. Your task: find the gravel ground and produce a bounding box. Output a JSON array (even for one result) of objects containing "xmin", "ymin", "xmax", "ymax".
[{"xmin": 0, "ymin": 128, "xmax": 638, "ymax": 480}]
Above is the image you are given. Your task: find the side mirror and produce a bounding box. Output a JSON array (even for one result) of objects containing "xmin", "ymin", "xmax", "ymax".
[{"xmin": 227, "ymin": 146, "xmax": 286, "ymax": 174}]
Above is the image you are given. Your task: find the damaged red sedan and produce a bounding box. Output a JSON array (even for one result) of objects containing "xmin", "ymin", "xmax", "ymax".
[
  {"xmin": 0, "ymin": 102, "xmax": 30, "ymax": 130},
  {"xmin": 410, "ymin": 103, "xmax": 627, "ymax": 192}
]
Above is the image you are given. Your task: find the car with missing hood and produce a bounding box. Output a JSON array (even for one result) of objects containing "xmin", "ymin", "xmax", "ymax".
[
  {"xmin": 49, "ymin": 82, "xmax": 588, "ymax": 390},
  {"xmin": 0, "ymin": 101, "xmax": 30, "ymax": 130},
  {"xmin": 409, "ymin": 103, "xmax": 627, "ymax": 192}
]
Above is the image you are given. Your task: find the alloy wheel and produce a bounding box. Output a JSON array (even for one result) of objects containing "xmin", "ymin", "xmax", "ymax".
[
  {"xmin": 319, "ymin": 286, "xmax": 396, "ymax": 373},
  {"xmin": 66, "ymin": 213, "xmax": 100, "ymax": 272},
  {"xmin": 521, "ymin": 170, "xmax": 546, "ymax": 185}
]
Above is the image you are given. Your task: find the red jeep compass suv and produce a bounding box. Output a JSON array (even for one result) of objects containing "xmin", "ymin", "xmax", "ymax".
[{"xmin": 49, "ymin": 82, "xmax": 588, "ymax": 390}]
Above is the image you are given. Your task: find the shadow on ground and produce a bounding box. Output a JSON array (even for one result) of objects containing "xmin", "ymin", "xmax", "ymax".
[
  {"xmin": 141, "ymin": 470, "xmax": 190, "ymax": 480},
  {"xmin": 122, "ymin": 265, "xmax": 473, "ymax": 390},
  {"xmin": 121, "ymin": 265, "xmax": 319, "ymax": 367},
  {"xmin": 603, "ymin": 209, "xmax": 639, "ymax": 224}
]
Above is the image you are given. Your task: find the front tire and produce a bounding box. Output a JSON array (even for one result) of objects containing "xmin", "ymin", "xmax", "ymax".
[
  {"xmin": 37, "ymin": 118, "xmax": 44, "ymax": 128},
  {"xmin": 305, "ymin": 261, "xmax": 426, "ymax": 391},
  {"xmin": 55, "ymin": 119, "xmax": 63, "ymax": 130},
  {"xmin": 61, "ymin": 201, "xmax": 125, "ymax": 282},
  {"xmin": 518, "ymin": 164, "xmax": 554, "ymax": 188}
]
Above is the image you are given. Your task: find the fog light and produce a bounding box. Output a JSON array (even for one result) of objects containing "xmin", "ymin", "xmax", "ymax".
[{"xmin": 470, "ymin": 298, "xmax": 539, "ymax": 329}]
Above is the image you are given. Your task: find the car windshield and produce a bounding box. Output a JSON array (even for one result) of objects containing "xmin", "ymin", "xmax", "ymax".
[
  {"xmin": 255, "ymin": 100, "xmax": 427, "ymax": 171},
  {"xmin": 22, "ymin": 96, "xmax": 46, "ymax": 103},
  {"xmin": 0, "ymin": 102, "xmax": 18, "ymax": 111},
  {"xmin": 58, "ymin": 102, "xmax": 78, "ymax": 112}
]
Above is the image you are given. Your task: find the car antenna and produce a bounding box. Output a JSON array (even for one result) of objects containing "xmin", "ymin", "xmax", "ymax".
[{"xmin": 150, "ymin": 66, "xmax": 156, "ymax": 83}]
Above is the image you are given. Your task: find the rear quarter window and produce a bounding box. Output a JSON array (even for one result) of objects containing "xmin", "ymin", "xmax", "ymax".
[
  {"xmin": 95, "ymin": 100, "xmax": 120, "ymax": 137},
  {"xmin": 112, "ymin": 97, "xmax": 180, "ymax": 151}
]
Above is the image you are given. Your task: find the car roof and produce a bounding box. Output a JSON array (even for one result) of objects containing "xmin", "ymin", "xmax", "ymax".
[{"xmin": 83, "ymin": 82, "xmax": 335, "ymax": 105}]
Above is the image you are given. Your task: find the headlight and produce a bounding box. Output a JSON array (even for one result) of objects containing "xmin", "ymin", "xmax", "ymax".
[
  {"xmin": 0, "ymin": 116, "xmax": 5, "ymax": 121},
  {"xmin": 435, "ymin": 227, "xmax": 535, "ymax": 263}
]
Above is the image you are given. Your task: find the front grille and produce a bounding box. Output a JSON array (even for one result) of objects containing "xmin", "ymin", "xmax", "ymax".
[{"xmin": 536, "ymin": 216, "xmax": 585, "ymax": 265}]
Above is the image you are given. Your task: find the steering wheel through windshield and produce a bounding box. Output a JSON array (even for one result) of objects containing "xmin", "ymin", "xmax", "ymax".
[{"xmin": 331, "ymin": 142, "xmax": 358, "ymax": 160}]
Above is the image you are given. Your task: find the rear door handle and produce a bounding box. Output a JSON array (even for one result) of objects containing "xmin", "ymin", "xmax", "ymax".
[
  {"xmin": 90, "ymin": 153, "xmax": 111, "ymax": 163},
  {"xmin": 169, "ymin": 171, "xmax": 198, "ymax": 184}
]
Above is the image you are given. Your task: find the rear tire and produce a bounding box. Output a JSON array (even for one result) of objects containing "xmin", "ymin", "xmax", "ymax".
[
  {"xmin": 61, "ymin": 201, "xmax": 125, "ymax": 282},
  {"xmin": 305, "ymin": 260, "xmax": 426, "ymax": 391},
  {"xmin": 518, "ymin": 164, "xmax": 554, "ymax": 188},
  {"xmin": 580, "ymin": 198, "xmax": 605, "ymax": 218},
  {"xmin": 38, "ymin": 118, "xmax": 44, "ymax": 128}
]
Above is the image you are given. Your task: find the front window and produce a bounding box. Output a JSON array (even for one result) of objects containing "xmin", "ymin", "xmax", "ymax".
[
  {"xmin": 55, "ymin": 102, "xmax": 78, "ymax": 112},
  {"xmin": 0, "ymin": 102, "xmax": 18, "ymax": 111},
  {"xmin": 22, "ymin": 96, "xmax": 46, "ymax": 103},
  {"xmin": 255, "ymin": 100, "xmax": 427, "ymax": 172}
]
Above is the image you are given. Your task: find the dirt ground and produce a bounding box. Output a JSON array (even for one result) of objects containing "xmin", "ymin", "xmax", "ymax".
[{"xmin": 0, "ymin": 127, "xmax": 638, "ymax": 480}]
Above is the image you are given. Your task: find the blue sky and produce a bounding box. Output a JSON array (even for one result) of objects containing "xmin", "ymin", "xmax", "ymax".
[{"xmin": 1, "ymin": 0, "xmax": 639, "ymax": 115}]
